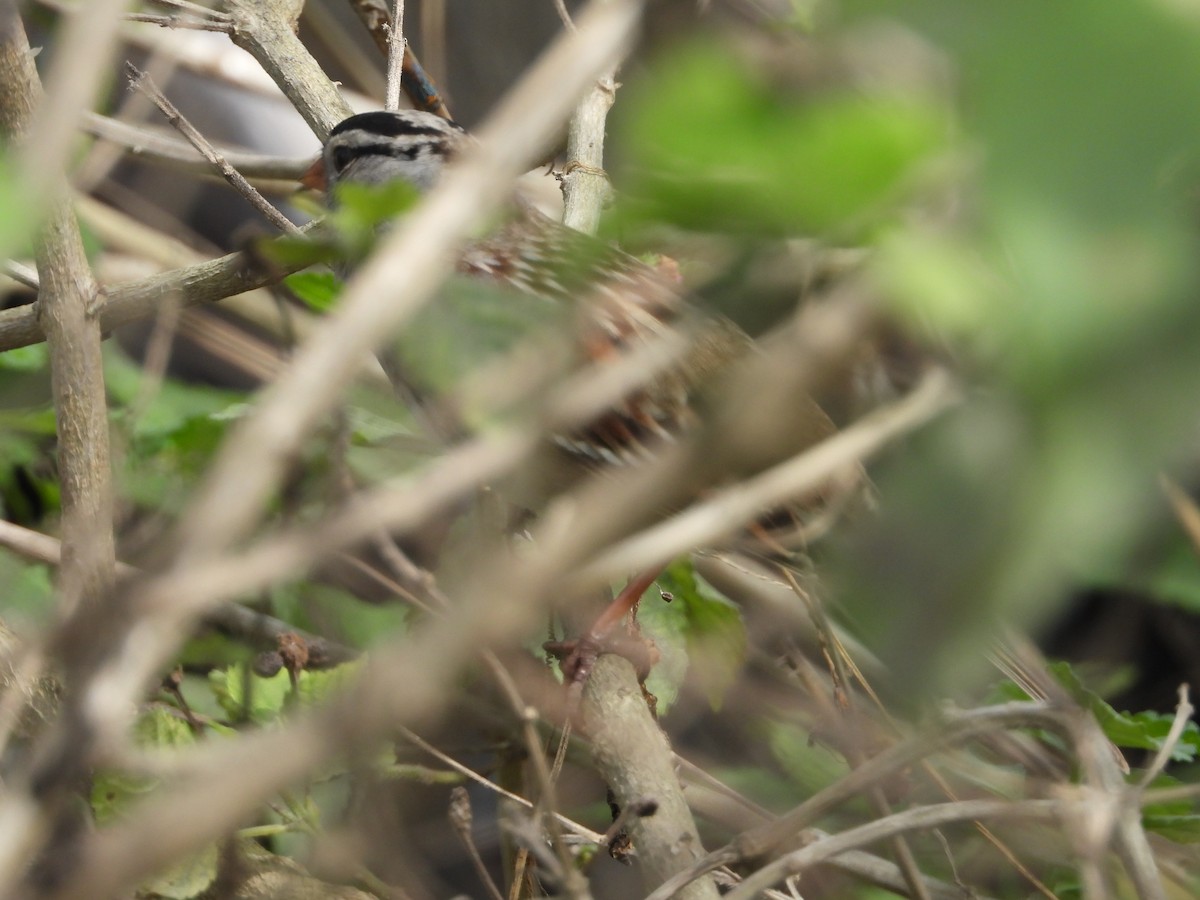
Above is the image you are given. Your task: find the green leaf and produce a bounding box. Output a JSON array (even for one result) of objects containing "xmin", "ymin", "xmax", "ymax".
[
  {"xmin": 270, "ymin": 582, "xmax": 408, "ymax": 649},
  {"xmin": 140, "ymin": 844, "xmax": 219, "ymax": 899},
  {"xmin": 636, "ymin": 580, "xmax": 689, "ymax": 715},
  {"xmin": 104, "ymin": 346, "xmax": 247, "ymax": 439},
  {"xmin": 209, "ymin": 665, "xmax": 294, "ymax": 725},
  {"xmin": 618, "ymin": 41, "xmax": 944, "ymax": 235},
  {"xmin": 134, "ymin": 706, "xmax": 197, "ymax": 750},
  {"xmin": 94, "ymin": 745, "xmax": 219, "ymax": 897},
  {"xmin": 659, "ymin": 560, "xmax": 747, "ymax": 709},
  {"xmin": 0, "ymin": 551, "xmax": 55, "ymax": 621},
  {"xmin": 295, "ymin": 661, "xmax": 363, "ymax": 706},
  {"xmin": 330, "ymin": 179, "xmax": 420, "ymax": 228},
  {"xmin": 91, "ymin": 770, "xmax": 157, "ymax": 826},
  {"xmin": 1050, "ymin": 661, "xmax": 1200, "ymax": 762},
  {"xmin": 209, "ymin": 657, "xmax": 366, "ymax": 726},
  {"xmin": 285, "ymin": 271, "xmax": 342, "ymax": 313}
]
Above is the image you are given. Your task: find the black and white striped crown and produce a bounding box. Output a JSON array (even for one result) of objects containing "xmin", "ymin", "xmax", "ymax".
[{"xmin": 323, "ymin": 110, "xmax": 468, "ymax": 192}]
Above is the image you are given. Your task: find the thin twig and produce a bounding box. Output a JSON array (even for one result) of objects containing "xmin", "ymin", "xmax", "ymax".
[
  {"xmin": 575, "ymin": 367, "xmax": 959, "ymax": 590},
  {"xmin": 384, "ymin": 0, "xmax": 406, "ymax": 112},
  {"xmin": 346, "ymin": 0, "xmax": 451, "ymax": 118},
  {"xmin": 449, "ymin": 787, "xmax": 508, "ymax": 900},
  {"xmin": 553, "ymin": 0, "xmax": 578, "ymax": 31},
  {"xmin": 83, "ymin": 112, "xmax": 314, "ymax": 181},
  {"xmin": 400, "ymin": 727, "xmax": 605, "ymax": 844},
  {"xmin": 0, "ymin": 519, "xmax": 356, "ymax": 666},
  {"xmin": 643, "ymin": 702, "xmax": 1071, "ymax": 900},
  {"xmin": 1138, "ymin": 684, "xmax": 1193, "ymax": 789},
  {"xmin": 777, "ymin": 566, "xmax": 932, "ymax": 900},
  {"xmin": 124, "ymin": 12, "xmax": 233, "ymax": 32},
  {"xmin": 2, "ymin": 259, "xmax": 38, "ymax": 289},
  {"xmin": 124, "ymin": 63, "xmax": 301, "ymax": 234},
  {"xmin": 146, "ymin": 0, "xmax": 232, "ymax": 19},
  {"xmin": 0, "ymin": 220, "xmax": 318, "ymax": 353},
  {"xmin": 482, "ymin": 653, "xmax": 585, "ymax": 897},
  {"xmin": 724, "ymin": 799, "xmax": 1063, "ymax": 900}
]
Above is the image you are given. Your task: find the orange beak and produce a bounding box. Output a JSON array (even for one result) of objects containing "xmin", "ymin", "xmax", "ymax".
[{"xmin": 299, "ymin": 155, "xmax": 327, "ymax": 192}]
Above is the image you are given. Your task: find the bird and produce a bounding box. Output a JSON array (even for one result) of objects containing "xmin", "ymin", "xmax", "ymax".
[{"xmin": 305, "ymin": 109, "xmax": 862, "ymax": 678}]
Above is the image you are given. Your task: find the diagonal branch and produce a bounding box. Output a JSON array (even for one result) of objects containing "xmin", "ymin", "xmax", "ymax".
[{"xmin": 123, "ymin": 63, "xmax": 302, "ymax": 233}]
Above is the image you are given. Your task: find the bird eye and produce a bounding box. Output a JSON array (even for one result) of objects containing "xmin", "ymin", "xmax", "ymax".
[{"xmin": 331, "ymin": 146, "xmax": 356, "ymax": 173}]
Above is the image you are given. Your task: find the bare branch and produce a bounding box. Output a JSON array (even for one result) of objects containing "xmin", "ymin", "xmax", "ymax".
[
  {"xmin": 384, "ymin": 0, "xmax": 406, "ymax": 112},
  {"xmin": 83, "ymin": 112, "xmax": 313, "ymax": 181},
  {"xmin": 0, "ymin": 222, "xmax": 318, "ymax": 353},
  {"xmin": 345, "ymin": 0, "xmax": 452, "ymax": 118},
  {"xmin": 225, "ymin": 0, "xmax": 353, "ymax": 138},
  {"xmin": 124, "ymin": 63, "xmax": 302, "ymax": 233},
  {"xmin": 124, "ymin": 11, "xmax": 233, "ymax": 32},
  {"xmin": 582, "ymin": 655, "xmax": 720, "ymax": 899}
]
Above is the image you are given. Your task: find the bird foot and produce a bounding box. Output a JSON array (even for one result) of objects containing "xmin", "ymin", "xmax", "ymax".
[{"xmin": 544, "ymin": 628, "xmax": 660, "ymax": 688}]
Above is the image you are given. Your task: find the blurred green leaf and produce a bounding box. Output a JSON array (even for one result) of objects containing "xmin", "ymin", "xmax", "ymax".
[
  {"xmin": 285, "ymin": 271, "xmax": 342, "ymax": 313},
  {"xmin": 766, "ymin": 720, "xmax": 852, "ymax": 797},
  {"xmin": 836, "ymin": 0, "xmax": 1200, "ymax": 699},
  {"xmin": 659, "ymin": 560, "xmax": 747, "ymax": 709},
  {"xmin": 617, "ymin": 41, "xmax": 944, "ymax": 235},
  {"xmin": 91, "ymin": 769, "xmax": 156, "ymax": 826},
  {"xmin": 209, "ymin": 658, "xmax": 366, "ymax": 727},
  {"xmin": 330, "ymin": 179, "xmax": 420, "ymax": 228},
  {"xmin": 0, "ymin": 551, "xmax": 54, "ymax": 620},
  {"xmin": 270, "ymin": 582, "xmax": 408, "ymax": 649},
  {"xmin": 0, "ymin": 153, "xmax": 38, "ymax": 257},
  {"xmin": 134, "ymin": 706, "xmax": 196, "ymax": 749},
  {"xmin": 1142, "ymin": 814, "xmax": 1200, "ymax": 844},
  {"xmin": 104, "ymin": 347, "xmax": 247, "ymax": 439},
  {"xmin": 392, "ymin": 276, "xmax": 566, "ymax": 410},
  {"xmin": 296, "ymin": 661, "xmax": 363, "ymax": 706},
  {"xmin": 634, "ymin": 581, "xmax": 689, "ymax": 715},
  {"xmin": 141, "ymin": 845, "xmax": 219, "ymax": 900},
  {"xmin": 0, "ymin": 344, "xmax": 48, "ymax": 372},
  {"xmin": 210, "ymin": 665, "xmax": 293, "ymax": 725},
  {"xmin": 258, "ymin": 232, "xmax": 341, "ymax": 269}
]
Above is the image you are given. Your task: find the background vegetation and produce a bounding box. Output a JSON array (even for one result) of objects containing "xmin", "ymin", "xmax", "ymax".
[{"xmin": 0, "ymin": 0, "xmax": 1198, "ymax": 898}]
